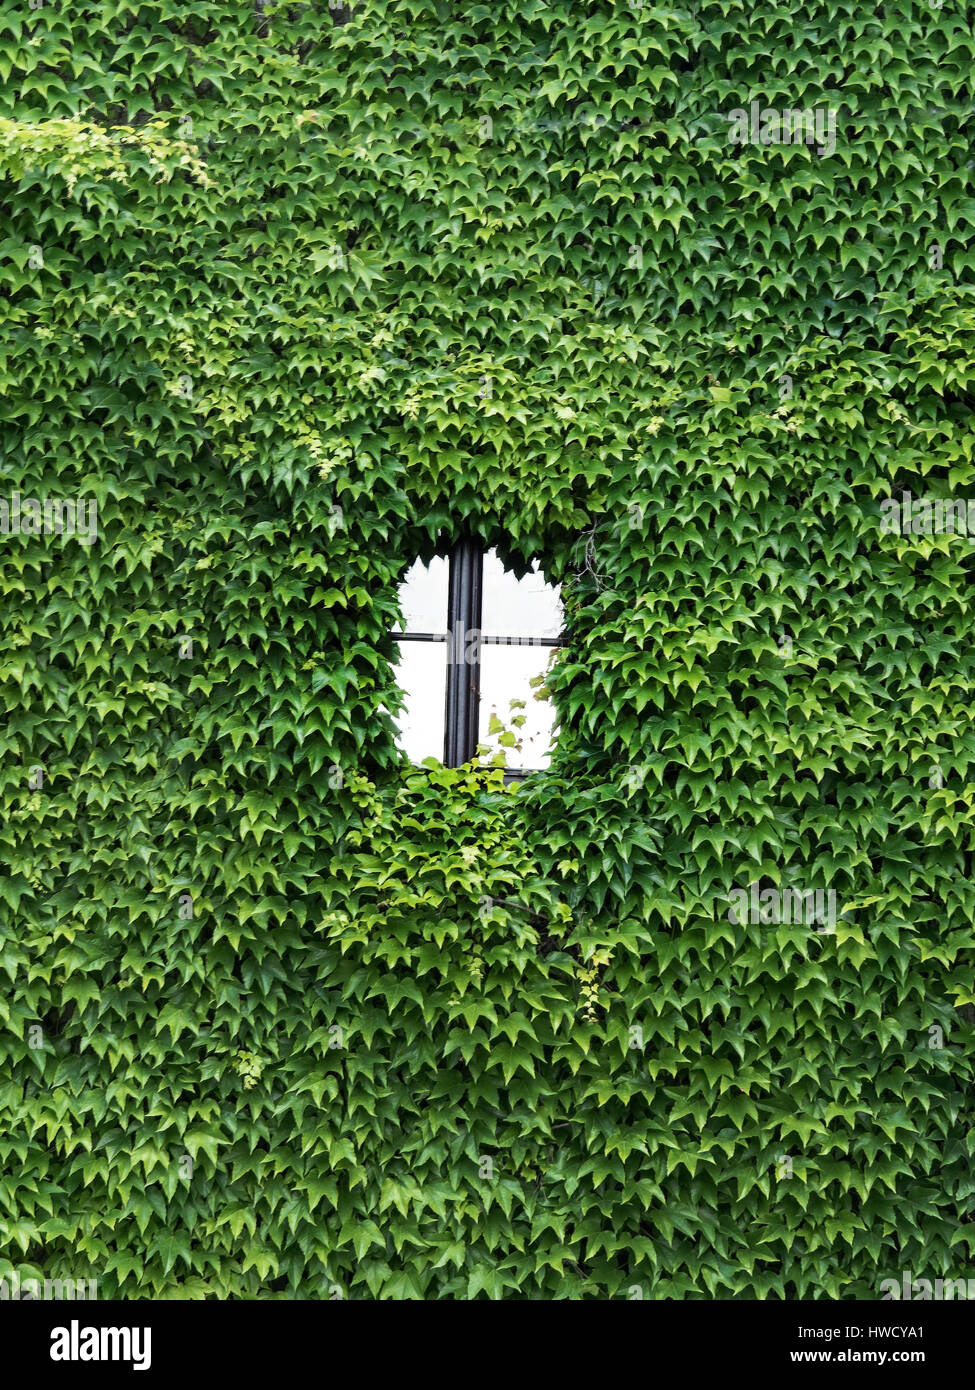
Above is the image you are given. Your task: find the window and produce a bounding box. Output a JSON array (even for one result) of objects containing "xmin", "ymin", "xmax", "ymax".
[{"xmin": 390, "ymin": 538, "xmax": 563, "ymax": 775}]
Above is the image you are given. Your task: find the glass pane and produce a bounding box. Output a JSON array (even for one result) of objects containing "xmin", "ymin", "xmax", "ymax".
[
  {"xmin": 391, "ymin": 641, "xmax": 446, "ymax": 763},
  {"xmin": 477, "ymin": 645, "xmax": 558, "ymax": 770},
  {"xmin": 394, "ymin": 555, "xmax": 448, "ymax": 633},
  {"xmin": 481, "ymin": 550, "xmax": 562, "ymax": 638}
]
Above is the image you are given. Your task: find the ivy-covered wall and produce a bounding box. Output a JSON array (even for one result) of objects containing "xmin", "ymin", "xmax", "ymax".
[{"xmin": 2, "ymin": 0, "xmax": 974, "ymax": 1299}]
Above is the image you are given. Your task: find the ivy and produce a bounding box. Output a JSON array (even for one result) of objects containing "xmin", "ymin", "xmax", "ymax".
[{"xmin": 0, "ymin": 0, "xmax": 973, "ymax": 1299}]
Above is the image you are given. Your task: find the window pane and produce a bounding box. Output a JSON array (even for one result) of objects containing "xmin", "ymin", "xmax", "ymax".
[
  {"xmin": 391, "ymin": 641, "xmax": 446, "ymax": 762},
  {"xmin": 481, "ymin": 550, "xmax": 562, "ymax": 638},
  {"xmin": 477, "ymin": 645, "xmax": 558, "ymax": 770},
  {"xmin": 394, "ymin": 555, "xmax": 448, "ymax": 633}
]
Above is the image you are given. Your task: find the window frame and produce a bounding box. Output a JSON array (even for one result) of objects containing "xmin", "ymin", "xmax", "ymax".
[{"xmin": 390, "ymin": 537, "xmax": 562, "ymax": 774}]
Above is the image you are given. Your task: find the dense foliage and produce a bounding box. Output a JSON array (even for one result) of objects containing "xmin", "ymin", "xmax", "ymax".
[{"xmin": 1, "ymin": 0, "xmax": 974, "ymax": 1299}]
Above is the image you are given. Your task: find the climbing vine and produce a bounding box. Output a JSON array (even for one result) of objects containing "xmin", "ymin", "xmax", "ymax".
[{"xmin": 0, "ymin": 0, "xmax": 973, "ymax": 1299}]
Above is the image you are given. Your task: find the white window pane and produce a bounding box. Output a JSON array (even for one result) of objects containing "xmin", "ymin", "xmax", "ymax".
[
  {"xmin": 481, "ymin": 550, "xmax": 562, "ymax": 638},
  {"xmin": 394, "ymin": 555, "xmax": 448, "ymax": 633},
  {"xmin": 478, "ymin": 645, "xmax": 558, "ymax": 770},
  {"xmin": 391, "ymin": 641, "xmax": 446, "ymax": 762}
]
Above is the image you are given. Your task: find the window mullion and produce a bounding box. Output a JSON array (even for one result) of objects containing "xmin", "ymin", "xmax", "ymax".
[{"xmin": 444, "ymin": 536, "xmax": 483, "ymax": 766}]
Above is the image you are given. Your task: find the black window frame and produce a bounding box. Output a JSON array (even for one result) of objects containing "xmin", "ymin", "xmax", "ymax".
[{"xmin": 390, "ymin": 537, "xmax": 562, "ymax": 776}]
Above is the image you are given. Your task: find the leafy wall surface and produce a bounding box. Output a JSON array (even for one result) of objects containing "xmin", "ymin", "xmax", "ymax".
[{"xmin": 1, "ymin": 0, "xmax": 974, "ymax": 1298}]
